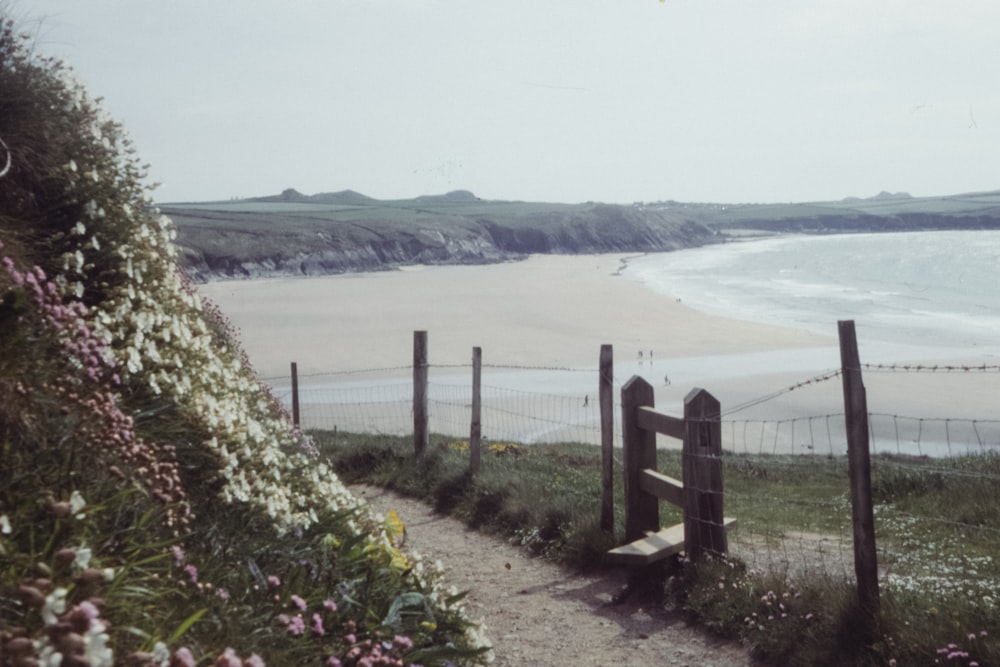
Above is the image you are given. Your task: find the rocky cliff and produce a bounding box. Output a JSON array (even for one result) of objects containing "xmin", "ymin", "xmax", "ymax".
[
  {"xmin": 165, "ymin": 188, "xmax": 1000, "ymax": 282},
  {"xmin": 166, "ymin": 193, "xmax": 720, "ymax": 282}
]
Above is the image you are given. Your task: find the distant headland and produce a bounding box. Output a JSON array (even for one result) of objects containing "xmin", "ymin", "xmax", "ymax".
[{"xmin": 162, "ymin": 188, "xmax": 1000, "ymax": 282}]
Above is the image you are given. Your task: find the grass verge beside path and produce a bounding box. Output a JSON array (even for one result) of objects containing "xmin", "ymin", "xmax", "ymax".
[{"xmin": 316, "ymin": 430, "xmax": 1000, "ymax": 666}]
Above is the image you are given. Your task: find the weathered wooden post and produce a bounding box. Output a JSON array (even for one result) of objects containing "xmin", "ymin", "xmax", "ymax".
[
  {"xmin": 599, "ymin": 344, "xmax": 615, "ymax": 532},
  {"xmin": 682, "ymin": 388, "xmax": 726, "ymax": 559},
  {"xmin": 413, "ymin": 330, "xmax": 428, "ymax": 456},
  {"xmin": 470, "ymin": 346, "xmax": 482, "ymax": 474},
  {"xmin": 621, "ymin": 376, "xmax": 658, "ymax": 542},
  {"xmin": 290, "ymin": 361, "xmax": 300, "ymax": 429},
  {"xmin": 839, "ymin": 320, "xmax": 880, "ymax": 621}
]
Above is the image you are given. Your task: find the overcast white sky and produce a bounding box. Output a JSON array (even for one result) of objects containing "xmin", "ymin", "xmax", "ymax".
[{"xmin": 23, "ymin": 1, "xmax": 1000, "ymax": 204}]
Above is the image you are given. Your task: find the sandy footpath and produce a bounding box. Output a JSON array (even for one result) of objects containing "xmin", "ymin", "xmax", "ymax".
[{"xmin": 353, "ymin": 485, "xmax": 752, "ymax": 667}]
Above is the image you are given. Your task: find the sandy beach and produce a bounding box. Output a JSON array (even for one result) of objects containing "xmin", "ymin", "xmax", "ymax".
[
  {"xmin": 198, "ymin": 253, "xmax": 835, "ymax": 376},
  {"xmin": 198, "ymin": 253, "xmax": 1000, "ymax": 455}
]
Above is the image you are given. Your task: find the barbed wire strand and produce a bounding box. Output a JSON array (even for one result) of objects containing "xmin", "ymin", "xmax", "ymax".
[{"xmin": 721, "ymin": 369, "xmax": 842, "ymax": 416}]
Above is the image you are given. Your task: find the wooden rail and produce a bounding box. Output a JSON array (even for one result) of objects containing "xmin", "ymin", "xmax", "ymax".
[{"xmin": 608, "ymin": 377, "xmax": 736, "ymax": 566}]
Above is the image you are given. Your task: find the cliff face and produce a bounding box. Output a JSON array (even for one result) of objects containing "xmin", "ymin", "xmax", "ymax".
[
  {"xmin": 167, "ymin": 200, "xmax": 720, "ymax": 282},
  {"xmin": 166, "ymin": 189, "xmax": 1000, "ymax": 282}
]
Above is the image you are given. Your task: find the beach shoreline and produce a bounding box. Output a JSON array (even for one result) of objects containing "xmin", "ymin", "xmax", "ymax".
[
  {"xmin": 198, "ymin": 252, "xmax": 1000, "ymax": 454},
  {"xmin": 197, "ymin": 252, "xmax": 837, "ymax": 377}
]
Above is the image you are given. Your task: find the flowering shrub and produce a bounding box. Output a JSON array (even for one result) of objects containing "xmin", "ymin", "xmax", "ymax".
[{"xmin": 0, "ymin": 14, "xmax": 489, "ymax": 665}]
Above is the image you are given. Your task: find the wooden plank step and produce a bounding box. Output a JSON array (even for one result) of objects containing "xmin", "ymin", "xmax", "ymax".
[
  {"xmin": 606, "ymin": 522, "xmax": 685, "ymax": 565},
  {"xmin": 639, "ymin": 468, "xmax": 683, "ymax": 507},
  {"xmin": 606, "ymin": 518, "xmax": 738, "ymax": 566}
]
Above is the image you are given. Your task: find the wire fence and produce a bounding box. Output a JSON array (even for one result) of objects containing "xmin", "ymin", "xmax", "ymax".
[
  {"xmin": 261, "ymin": 357, "xmax": 1000, "ymax": 604},
  {"xmin": 264, "ymin": 364, "xmax": 611, "ymax": 446}
]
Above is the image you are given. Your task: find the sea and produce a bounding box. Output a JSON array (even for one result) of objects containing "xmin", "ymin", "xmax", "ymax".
[
  {"xmin": 623, "ymin": 230, "xmax": 1000, "ymax": 361},
  {"xmin": 622, "ymin": 230, "xmax": 1000, "ymax": 455}
]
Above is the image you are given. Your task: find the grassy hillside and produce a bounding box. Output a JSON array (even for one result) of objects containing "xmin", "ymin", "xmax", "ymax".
[
  {"xmin": 0, "ymin": 16, "xmax": 488, "ymax": 666},
  {"xmin": 165, "ymin": 190, "xmax": 718, "ymax": 282},
  {"xmin": 166, "ymin": 187, "xmax": 1000, "ymax": 282}
]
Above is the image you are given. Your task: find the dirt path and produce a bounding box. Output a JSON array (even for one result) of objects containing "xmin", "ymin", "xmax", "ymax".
[{"xmin": 352, "ymin": 486, "xmax": 752, "ymax": 666}]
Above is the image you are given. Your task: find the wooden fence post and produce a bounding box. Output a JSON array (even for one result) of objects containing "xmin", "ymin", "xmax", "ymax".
[
  {"xmin": 683, "ymin": 388, "xmax": 726, "ymax": 560},
  {"xmin": 599, "ymin": 344, "xmax": 614, "ymax": 533},
  {"xmin": 621, "ymin": 376, "xmax": 658, "ymax": 542},
  {"xmin": 413, "ymin": 330, "xmax": 428, "ymax": 456},
  {"xmin": 839, "ymin": 320, "xmax": 880, "ymax": 621},
  {"xmin": 290, "ymin": 361, "xmax": 300, "ymax": 429},
  {"xmin": 470, "ymin": 346, "xmax": 482, "ymax": 474}
]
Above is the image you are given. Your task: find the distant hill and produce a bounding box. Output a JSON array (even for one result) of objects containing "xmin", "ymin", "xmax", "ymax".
[{"xmin": 163, "ymin": 189, "xmax": 1000, "ymax": 282}]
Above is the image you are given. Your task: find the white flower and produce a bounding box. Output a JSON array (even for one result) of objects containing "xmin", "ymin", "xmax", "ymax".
[
  {"xmin": 152, "ymin": 642, "xmax": 169, "ymax": 667},
  {"xmin": 69, "ymin": 490, "xmax": 87, "ymax": 518},
  {"xmin": 41, "ymin": 587, "xmax": 68, "ymax": 624},
  {"xmin": 75, "ymin": 545, "xmax": 93, "ymax": 570},
  {"xmin": 0, "ymin": 514, "xmax": 10, "ymax": 534},
  {"xmin": 84, "ymin": 619, "xmax": 114, "ymax": 667}
]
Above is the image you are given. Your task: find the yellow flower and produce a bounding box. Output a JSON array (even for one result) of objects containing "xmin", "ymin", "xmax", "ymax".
[
  {"xmin": 389, "ymin": 547, "xmax": 410, "ymax": 573},
  {"xmin": 385, "ymin": 510, "xmax": 405, "ymax": 548}
]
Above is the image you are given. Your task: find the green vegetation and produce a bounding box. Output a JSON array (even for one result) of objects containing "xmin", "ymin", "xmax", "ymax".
[
  {"xmin": 1, "ymin": 17, "xmax": 487, "ymax": 665},
  {"xmin": 319, "ymin": 432, "xmax": 1000, "ymax": 666},
  {"xmin": 165, "ymin": 184, "xmax": 1000, "ymax": 282}
]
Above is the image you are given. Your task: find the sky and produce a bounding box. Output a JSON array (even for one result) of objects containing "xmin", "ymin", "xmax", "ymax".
[{"xmin": 21, "ymin": 0, "xmax": 1000, "ymax": 205}]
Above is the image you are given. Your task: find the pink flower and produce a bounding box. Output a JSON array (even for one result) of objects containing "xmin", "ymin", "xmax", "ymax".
[
  {"xmin": 172, "ymin": 647, "xmax": 196, "ymax": 667},
  {"xmin": 287, "ymin": 614, "xmax": 305, "ymax": 636},
  {"xmin": 184, "ymin": 564, "xmax": 198, "ymax": 582},
  {"xmin": 244, "ymin": 655, "xmax": 265, "ymax": 667},
  {"xmin": 79, "ymin": 600, "xmax": 101, "ymax": 621},
  {"xmin": 326, "ymin": 659, "xmax": 342, "ymax": 667},
  {"xmin": 323, "ymin": 599, "xmax": 337, "ymax": 612},
  {"xmin": 267, "ymin": 575, "xmax": 281, "ymax": 588},
  {"xmin": 215, "ymin": 648, "xmax": 241, "ymax": 667},
  {"xmin": 171, "ymin": 545, "xmax": 185, "ymax": 566},
  {"xmin": 312, "ymin": 613, "xmax": 326, "ymax": 636},
  {"xmin": 291, "ymin": 594, "xmax": 307, "ymax": 611}
]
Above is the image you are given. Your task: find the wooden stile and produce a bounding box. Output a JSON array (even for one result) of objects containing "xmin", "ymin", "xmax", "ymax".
[
  {"xmin": 620, "ymin": 376, "xmax": 659, "ymax": 542},
  {"xmin": 609, "ymin": 378, "xmax": 735, "ymax": 566},
  {"xmin": 683, "ymin": 388, "xmax": 727, "ymax": 559}
]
